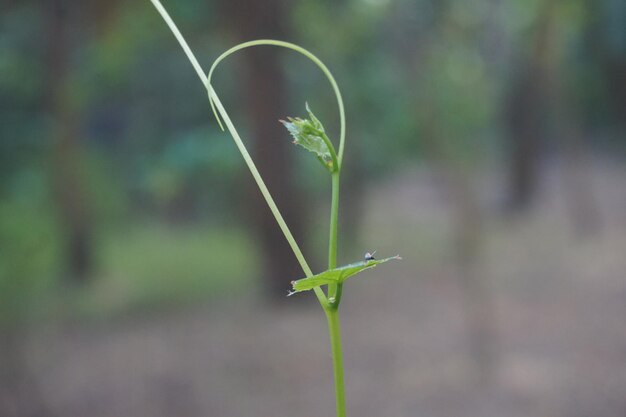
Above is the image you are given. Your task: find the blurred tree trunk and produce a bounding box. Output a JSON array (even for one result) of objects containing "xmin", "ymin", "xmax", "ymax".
[
  {"xmin": 46, "ymin": 0, "xmax": 93, "ymax": 282},
  {"xmin": 505, "ymin": 0, "xmax": 601, "ymax": 233},
  {"xmin": 606, "ymin": 57, "xmax": 626, "ymax": 132},
  {"xmin": 451, "ymin": 177, "xmax": 496, "ymax": 380},
  {"xmin": 504, "ymin": 70, "xmax": 545, "ymax": 212},
  {"xmin": 600, "ymin": 0, "xmax": 626, "ymax": 133},
  {"xmin": 557, "ymin": 123, "xmax": 601, "ymax": 236},
  {"xmin": 223, "ymin": 0, "xmax": 306, "ymax": 298},
  {"xmin": 401, "ymin": 0, "xmax": 497, "ymax": 378},
  {"xmin": 420, "ymin": 106, "xmax": 497, "ymax": 380},
  {"xmin": 539, "ymin": 0, "xmax": 601, "ymax": 235},
  {"xmin": 546, "ymin": 3, "xmax": 601, "ymax": 236},
  {"xmin": 503, "ymin": 4, "xmax": 553, "ymax": 212}
]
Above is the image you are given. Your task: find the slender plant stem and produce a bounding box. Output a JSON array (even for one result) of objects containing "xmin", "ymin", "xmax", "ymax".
[
  {"xmin": 325, "ymin": 308, "xmax": 347, "ymax": 417},
  {"xmin": 328, "ymin": 172, "xmax": 341, "ymax": 303},
  {"xmin": 148, "ymin": 0, "xmax": 207, "ymax": 87},
  {"xmin": 147, "ymin": 2, "xmax": 348, "ymax": 415},
  {"xmin": 328, "ymin": 172, "xmax": 340, "ymax": 269},
  {"xmin": 326, "ymin": 155, "xmax": 345, "ymax": 416}
]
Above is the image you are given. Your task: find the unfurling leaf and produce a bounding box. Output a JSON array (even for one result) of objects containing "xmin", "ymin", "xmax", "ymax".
[
  {"xmin": 289, "ymin": 255, "xmax": 401, "ymax": 295},
  {"xmin": 280, "ymin": 103, "xmax": 335, "ymax": 171}
]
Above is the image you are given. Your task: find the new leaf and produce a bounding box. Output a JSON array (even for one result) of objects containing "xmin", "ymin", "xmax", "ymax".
[
  {"xmin": 289, "ymin": 255, "xmax": 401, "ymax": 295},
  {"xmin": 281, "ymin": 103, "xmax": 336, "ymax": 172}
]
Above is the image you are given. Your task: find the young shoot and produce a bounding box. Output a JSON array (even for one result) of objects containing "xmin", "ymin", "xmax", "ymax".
[{"xmin": 147, "ymin": 2, "xmax": 401, "ymax": 416}]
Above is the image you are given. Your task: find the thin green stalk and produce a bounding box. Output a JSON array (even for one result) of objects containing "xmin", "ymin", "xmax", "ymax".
[
  {"xmin": 325, "ymin": 308, "xmax": 346, "ymax": 417},
  {"xmin": 328, "ymin": 172, "xmax": 340, "ymax": 269},
  {"xmin": 148, "ymin": 0, "xmax": 208, "ymax": 87},
  {"xmin": 320, "ymin": 131, "xmax": 339, "ymax": 173},
  {"xmin": 205, "ymin": 39, "xmax": 348, "ymax": 309},
  {"xmin": 147, "ymin": 0, "xmax": 328, "ymax": 306},
  {"xmin": 327, "ymin": 172, "xmax": 341, "ymax": 304},
  {"xmin": 147, "ymin": 2, "xmax": 350, "ymax": 415},
  {"xmin": 326, "ymin": 170, "xmax": 345, "ymax": 411}
]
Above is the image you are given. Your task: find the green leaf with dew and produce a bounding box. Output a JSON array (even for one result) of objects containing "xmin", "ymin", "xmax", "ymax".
[
  {"xmin": 289, "ymin": 254, "xmax": 401, "ymax": 295},
  {"xmin": 280, "ymin": 103, "xmax": 337, "ymax": 172}
]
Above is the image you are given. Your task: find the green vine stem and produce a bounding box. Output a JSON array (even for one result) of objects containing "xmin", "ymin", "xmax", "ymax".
[
  {"xmin": 326, "ymin": 308, "xmax": 346, "ymax": 417},
  {"xmin": 206, "ymin": 40, "xmax": 346, "ymax": 306},
  {"xmin": 148, "ymin": 1, "xmax": 348, "ymax": 416}
]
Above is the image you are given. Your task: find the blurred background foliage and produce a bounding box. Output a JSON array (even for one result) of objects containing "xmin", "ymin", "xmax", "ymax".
[
  {"xmin": 0, "ymin": 0, "xmax": 625, "ymax": 415},
  {"xmin": 1, "ymin": 0, "xmax": 624, "ymax": 318}
]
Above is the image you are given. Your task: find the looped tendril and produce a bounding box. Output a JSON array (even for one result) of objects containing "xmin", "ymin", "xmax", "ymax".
[
  {"xmin": 147, "ymin": 0, "xmax": 341, "ymax": 308},
  {"xmin": 206, "ymin": 40, "xmax": 347, "ymax": 168}
]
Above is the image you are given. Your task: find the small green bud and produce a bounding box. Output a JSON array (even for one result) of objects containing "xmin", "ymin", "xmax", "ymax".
[{"xmin": 280, "ymin": 103, "xmax": 335, "ymax": 171}]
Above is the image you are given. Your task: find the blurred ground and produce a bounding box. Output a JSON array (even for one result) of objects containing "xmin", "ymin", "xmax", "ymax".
[{"xmin": 21, "ymin": 157, "xmax": 626, "ymax": 417}]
